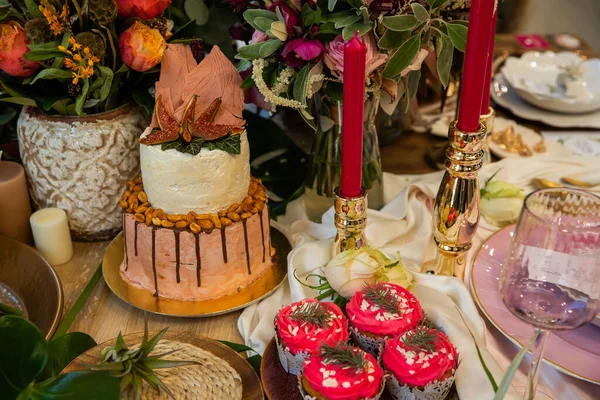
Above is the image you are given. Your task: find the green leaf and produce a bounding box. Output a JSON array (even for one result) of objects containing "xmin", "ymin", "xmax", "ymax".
[
  {"xmin": 328, "ymin": 0, "xmax": 337, "ymax": 11},
  {"xmin": 50, "ymin": 98, "xmax": 72, "ymax": 115},
  {"xmin": 411, "ymin": 3, "xmax": 429, "ymax": 22},
  {"xmin": 382, "ymin": 15, "xmax": 419, "ymax": 32},
  {"xmin": 161, "ymin": 140, "xmax": 183, "ymax": 152},
  {"xmin": 436, "ymin": 32, "xmax": 453, "ymax": 88},
  {"xmin": 317, "ymin": 22, "xmax": 341, "ymax": 35},
  {"xmin": 184, "ymin": 0, "xmax": 209, "ymax": 25},
  {"xmin": 97, "ymin": 66, "xmax": 113, "ymax": 101},
  {"xmin": 23, "ymin": 50, "xmax": 70, "ymax": 62},
  {"xmin": 30, "ymin": 68, "xmax": 72, "ymax": 84},
  {"xmin": 446, "ymin": 22, "xmax": 468, "ymax": 52},
  {"xmin": 236, "ymin": 39, "xmax": 282, "ymax": 60},
  {"xmin": 180, "ymin": 138, "xmax": 205, "ymax": 155},
  {"xmin": 342, "ymin": 21, "xmax": 372, "ymax": 40},
  {"xmin": 293, "ymin": 64, "xmax": 310, "ymax": 105},
  {"xmin": 301, "ymin": 4, "xmax": 322, "ymax": 28},
  {"xmin": 74, "ymin": 78, "xmax": 89, "ymax": 116},
  {"xmin": 218, "ymin": 341, "xmax": 258, "ymax": 354},
  {"xmin": 493, "ymin": 331, "xmax": 541, "ymax": 400},
  {"xmin": 377, "ymin": 29, "xmax": 409, "ymax": 50},
  {"xmin": 254, "ymin": 16, "xmax": 275, "ymax": 32},
  {"xmin": 25, "ymin": 0, "xmax": 43, "ymax": 17},
  {"xmin": 28, "ymin": 41, "xmax": 60, "ymax": 51},
  {"xmin": 346, "ymin": 0, "xmax": 363, "ymax": 9},
  {"xmin": 38, "ymin": 333, "xmax": 97, "ymax": 381},
  {"xmin": 52, "ymin": 32, "xmax": 71, "ymax": 69},
  {"xmin": 0, "ymin": 97, "xmax": 36, "ymax": 106},
  {"xmin": 33, "ymin": 371, "xmax": 120, "ymax": 400},
  {"xmin": 333, "ymin": 13, "xmax": 360, "ymax": 29},
  {"xmin": 405, "ymin": 69, "xmax": 421, "ymax": 111},
  {"xmin": 322, "ymin": 10, "xmax": 354, "ymax": 23},
  {"xmin": 246, "ymin": 354, "xmax": 261, "ymax": 375},
  {"xmin": 204, "ymin": 134, "xmax": 242, "ymax": 154},
  {"xmin": 0, "ymin": 316, "xmax": 48, "ymax": 397},
  {"xmin": 383, "ymin": 35, "xmax": 421, "ymax": 78},
  {"xmin": 132, "ymin": 85, "xmax": 154, "ymax": 116},
  {"xmin": 243, "ymin": 9, "xmax": 278, "ymax": 32},
  {"xmin": 0, "ymin": 302, "xmax": 22, "ymax": 316},
  {"xmin": 428, "ymin": 0, "xmax": 449, "ymax": 9},
  {"xmin": 240, "ymin": 75, "xmax": 255, "ymax": 89}
]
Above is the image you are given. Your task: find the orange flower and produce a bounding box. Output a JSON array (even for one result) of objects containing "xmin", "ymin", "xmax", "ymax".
[
  {"xmin": 63, "ymin": 39, "xmax": 100, "ymax": 84},
  {"xmin": 39, "ymin": 1, "xmax": 69, "ymax": 36},
  {"xmin": 119, "ymin": 21, "xmax": 166, "ymax": 72},
  {"xmin": 0, "ymin": 21, "xmax": 40, "ymax": 77}
]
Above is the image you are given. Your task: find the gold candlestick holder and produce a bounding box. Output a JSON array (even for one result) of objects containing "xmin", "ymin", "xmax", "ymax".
[
  {"xmin": 480, "ymin": 107, "xmax": 495, "ymax": 164},
  {"xmin": 422, "ymin": 120, "xmax": 488, "ymax": 278},
  {"xmin": 332, "ymin": 187, "xmax": 368, "ymax": 256}
]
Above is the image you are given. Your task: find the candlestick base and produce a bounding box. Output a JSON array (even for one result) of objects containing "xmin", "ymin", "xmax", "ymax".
[
  {"xmin": 422, "ymin": 120, "xmax": 488, "ymax": 279},
  {"xmin": 332, "ymin": 187, "xmax": 368, "ymax": 257},
  {"xmin": 480, "ymin": 107, "xmax": 495, "ymax": 164}
]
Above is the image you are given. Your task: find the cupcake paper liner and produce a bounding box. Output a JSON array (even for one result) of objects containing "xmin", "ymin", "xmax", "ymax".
[
  {"xmin": 350, "ymin": 326, "xmax": 390, "ymax": 357},
  {"xmin": 297, "ymin": 372, "xmax": 387, "ymax": 400},
  {"xmin": 275, "ymin": 333, "xmax": 311, "ymax": 376},
  {"xmin": 385, "ymin": 370, "xmax": 456, "ymax": 400}
]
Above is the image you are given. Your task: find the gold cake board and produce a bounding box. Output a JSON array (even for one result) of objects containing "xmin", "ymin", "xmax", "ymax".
[{"xmin": 103, "ymin": 227, "xmax": 291, "ymax": 317}]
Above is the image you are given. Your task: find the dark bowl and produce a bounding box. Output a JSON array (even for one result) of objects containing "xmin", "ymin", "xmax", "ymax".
[{"xmin": 0, "ymin": 235, "xmax": 63, "ymax": 339}]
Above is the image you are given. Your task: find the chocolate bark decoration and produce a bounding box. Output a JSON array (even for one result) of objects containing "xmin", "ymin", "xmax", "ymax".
[
  {"xmin": 242, "ymin": 219, "xmax": 251, "ymax": 275},
  {"xmin": 174, "ymin": 231, "xmax": 181, "ymax": 283},
  {"xmin": 259, "ymin": 210, "xmax": 265, "ymax": 262},
  {"xmin": 195, "ymin": 234, "xmax": 201, "ymax": 287},
  {"xmin": 123, "ymin": 214, "xmax": 128, "ymax": 269},
  {"xmin": 151, "ymin": 228, "xmax": 158, "ymax": 296},
  {"xmin": 220, "ymin": 226, "xmax": 228, "ymax": 263},
  {"xmin": 134, "ymin": 220, "xmax": 139, "ymax": 256}
]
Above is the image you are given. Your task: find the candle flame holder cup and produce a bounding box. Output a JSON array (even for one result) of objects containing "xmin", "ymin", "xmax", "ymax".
[
  {"xmin": 332, "ymin": 187, "xmax": 368, "ymax": 256},
  {"xmin": 423, "ymin": 120, "xmax": 488, "ymax": 278},
  {"xmin": 480, "ymin": 107, "xmax": 495, "ymax": 164}
]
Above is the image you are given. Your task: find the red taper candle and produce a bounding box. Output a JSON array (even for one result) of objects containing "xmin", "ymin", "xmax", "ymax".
[
  {"xmin": 340, "ymin": 33, "xmax": 366, "ymax": 198},
  {"xmin": 456, "ymin": 0, "xmax": 496, "ymax": 132},
  {"xmin": 481, "ymin": 12, "xmax": 498, "ymax": 114}
]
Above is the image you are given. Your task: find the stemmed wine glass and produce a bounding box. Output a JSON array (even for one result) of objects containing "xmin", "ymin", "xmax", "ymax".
[{"xmin": 500, "ymin": 188, "xmax": 600, "ymax": 399}]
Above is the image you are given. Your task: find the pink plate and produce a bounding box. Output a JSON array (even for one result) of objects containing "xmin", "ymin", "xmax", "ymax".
[{"xmin": 470, "ymin": 225, "xmax": 600, "ymax": 385}]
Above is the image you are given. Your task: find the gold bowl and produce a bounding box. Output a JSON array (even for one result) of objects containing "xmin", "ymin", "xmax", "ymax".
[{"xmin": 0, "ymin": 235, "xmax": 63, "ymax": 339}]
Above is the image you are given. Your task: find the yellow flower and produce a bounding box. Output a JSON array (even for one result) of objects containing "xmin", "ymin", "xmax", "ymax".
[
  {"xmin": 72, "ymin": 76, "xmax": 79, "ymax": 84},
  {"xmin": 73, "ymin": 53, "xmax": 82, "ymax": 61},
  {"xmin": 40, "ymin": 0, "xmax": 69, "ymax": 36}
]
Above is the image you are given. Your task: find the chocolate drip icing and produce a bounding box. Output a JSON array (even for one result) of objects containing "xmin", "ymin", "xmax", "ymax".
[
  {"xmin": 151, "ymin": 228, "xmax": 158, "ymax": 297},
  {"xmin": 242, "ymin": 219, "xmax": 251, "ymax": 275},
  {"xmin": 220, "ymin": 226, "xmax": 228, "ymax": 263},
  {"xmin": 258, "ymin": 210, "xmax": 265, "ymax": 262},
  {"xmin": 195, "ymin": 234, "xmax": 201, "ymax": 287},
  {"xmin": 134, "ymin": 220, "xmax": 139, "ymax": 256},
  {"xmin": 174, "ymin": 231, "xmax": 181, "ymax": 283},
  {"xmin": 123, "ymin": 214, "xmax": 128, "ymax": 270}
]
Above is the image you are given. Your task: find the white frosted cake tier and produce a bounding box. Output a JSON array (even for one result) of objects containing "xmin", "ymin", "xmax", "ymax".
[{"xmin": 140, "ymin": 131, "xmax": 250, "ymax": 215}]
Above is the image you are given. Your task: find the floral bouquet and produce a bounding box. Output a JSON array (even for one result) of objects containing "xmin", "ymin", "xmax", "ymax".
[
  {"xmin": 0, "ymin": 0, "xmax": 201, "ymax": 116},
  {"xmin": 233, "ymin": 0, "xmax": 468, "ymax": 216}
]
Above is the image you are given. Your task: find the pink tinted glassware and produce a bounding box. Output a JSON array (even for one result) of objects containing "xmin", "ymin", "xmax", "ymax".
[{"xmin": 500, "ymin": 188, "xmax": 600, "ymax": 399}]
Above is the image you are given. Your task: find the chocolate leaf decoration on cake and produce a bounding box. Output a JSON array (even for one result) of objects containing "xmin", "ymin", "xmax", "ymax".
[
  {"xmin": 204, "ymin": 134, "xmax": 241, "ymax": 154},
  {"xmin": 318, "ymin": 343, "xmax": 367, "ymax": 375}
]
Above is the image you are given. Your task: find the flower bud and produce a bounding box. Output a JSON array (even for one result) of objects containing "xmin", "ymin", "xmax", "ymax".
[
  {"xmin": 119, "ymin": 21, "xmax": 166, "ymax": 72},
  {"xmin": 0, "ymin": 21, "xmax": 40, "ymax": 77}
]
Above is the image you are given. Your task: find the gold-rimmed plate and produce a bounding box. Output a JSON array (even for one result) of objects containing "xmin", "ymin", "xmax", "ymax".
[
  {"xmin": 0, "ymin": 235, "xmax": 63, "ymax": 339},
  {"xmin": 63, "ymin": 331, "xmax": 263, "ymax": 399},
  {"xmin": 103, "ymin": 227, "xmax": 291, "ymax": 317}
]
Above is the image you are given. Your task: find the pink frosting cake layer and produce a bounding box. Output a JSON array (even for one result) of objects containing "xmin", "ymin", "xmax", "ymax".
[{"xmin": 120, "ymin": 209, "xmax": 272, "ymax": 301}]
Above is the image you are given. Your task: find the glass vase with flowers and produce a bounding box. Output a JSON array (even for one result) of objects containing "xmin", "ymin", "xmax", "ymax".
[{"xmin": 234, "ymin": 0, "xmax": 467, "ymax": 220}]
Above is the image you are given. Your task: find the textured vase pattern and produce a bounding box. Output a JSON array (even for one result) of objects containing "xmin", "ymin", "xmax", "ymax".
[{"xmin": 17, "ymin": 105, "xmax": 149, "ymax": 240}]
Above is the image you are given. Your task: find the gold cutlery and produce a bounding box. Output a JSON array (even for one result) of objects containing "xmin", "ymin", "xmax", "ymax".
[{"xmin": 560, "ymin": 176, "xmax": 599, "ymax": 189}]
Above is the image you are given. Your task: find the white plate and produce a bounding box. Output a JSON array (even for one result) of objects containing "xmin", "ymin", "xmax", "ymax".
[
  {"xmin": 492, "ymin": 74, "xmax": 600, "ymax": 128},
  {"xmin": 501, "ymin": 51, "xmax": 600, "ymax": 114},
  {"xmin": 490, "ymin": 117, "xmax": 571, "ymax": 159}
]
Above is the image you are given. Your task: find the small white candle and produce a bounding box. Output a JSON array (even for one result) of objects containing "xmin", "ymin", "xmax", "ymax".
[{"xmin": 30, "ymin": 208, "xmax": 73, "ymax": 265}]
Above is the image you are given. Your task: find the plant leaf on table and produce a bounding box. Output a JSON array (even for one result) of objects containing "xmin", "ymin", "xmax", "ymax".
[
  {"xmin": 22, "ymin": 370, "xmax": 120, "ymax": 400},
  {"xmin": 38, "ymin": 333, "xmax": 97, "ymax": 381}
]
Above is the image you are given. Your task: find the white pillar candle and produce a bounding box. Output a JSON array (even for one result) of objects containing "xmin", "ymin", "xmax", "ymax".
[{"xmin": 30, "ymin": 208, "xmax": 73, "ymax": 265}]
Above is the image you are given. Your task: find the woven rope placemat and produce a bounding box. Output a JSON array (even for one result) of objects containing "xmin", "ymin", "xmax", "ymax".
[{"xmin": 122, "ymin": 339, "xmax": 243, "ymax": 400}]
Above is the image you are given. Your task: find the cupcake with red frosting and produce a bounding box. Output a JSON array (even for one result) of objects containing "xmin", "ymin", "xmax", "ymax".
[
  {"xmin": 346, "ymin": 282, "xmax": 423, "ymax": 355},
  {"xmin": 275, "ymin": 298, "xmax": 349, "ymax": 375},
  {"xmin": 299, "ymin": 343, "xmax": 385, "ymax": 400},
  {"xmin": 382, "ymin": 326, "xmax": 458, "ymax": 400}
]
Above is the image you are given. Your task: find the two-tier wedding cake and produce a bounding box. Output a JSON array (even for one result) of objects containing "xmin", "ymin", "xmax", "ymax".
[{"xmin": 118, "ymin": 44, "xmax": 274, "ymax": 301}]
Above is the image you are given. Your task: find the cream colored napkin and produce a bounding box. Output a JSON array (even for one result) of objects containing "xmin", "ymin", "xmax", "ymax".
[{"xmin": 239, "ymin": 156, "xmax": 600, "ymax": 400}]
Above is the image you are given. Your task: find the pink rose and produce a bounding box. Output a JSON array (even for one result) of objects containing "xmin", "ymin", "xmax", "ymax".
[
  {"xmin": 249, "ymin": 30, "xmax": 269, "ymax": 44},
  {"xmin": 324, "ymin": 34, "xmax": 387, "ymax": 80},
  {"xmin": 400, "ymin": 48, "xmax": 429, "ymax": 77},
  {"xmin": 119, "ymin": 21, "xmax": 167, "ymax": 72},
  {"xmin": 282, "ymin": 38, "xmax": 325, "ymax": 68},
  {"xmin": 116, "ymin": 0, "xmax": 171, "ymax": 19},
  {"xmin": 0, "ymin": 22, "xmax": 40, "ymax": 77}
]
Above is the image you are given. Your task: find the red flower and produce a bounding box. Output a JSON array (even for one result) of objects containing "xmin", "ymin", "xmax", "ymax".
[
  {"xmin": 116, "ymin": 0, "xmax": 171, "ymax": 19},
  {"xmin": 268, "ymin": 1, "xmax": 300, "ymax": 36},
  {"xmin": 282, "ymin": 38, "xmax": 325, "ymax": 68},
  {"xmin": 0, "ymin": 22, "xmax": 39, "ymax": 77}
]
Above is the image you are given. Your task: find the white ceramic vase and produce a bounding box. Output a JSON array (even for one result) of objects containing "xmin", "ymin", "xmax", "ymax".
[{"xmin": 17, "ymin": 104, "xmax": 149, "ymax": 241}]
